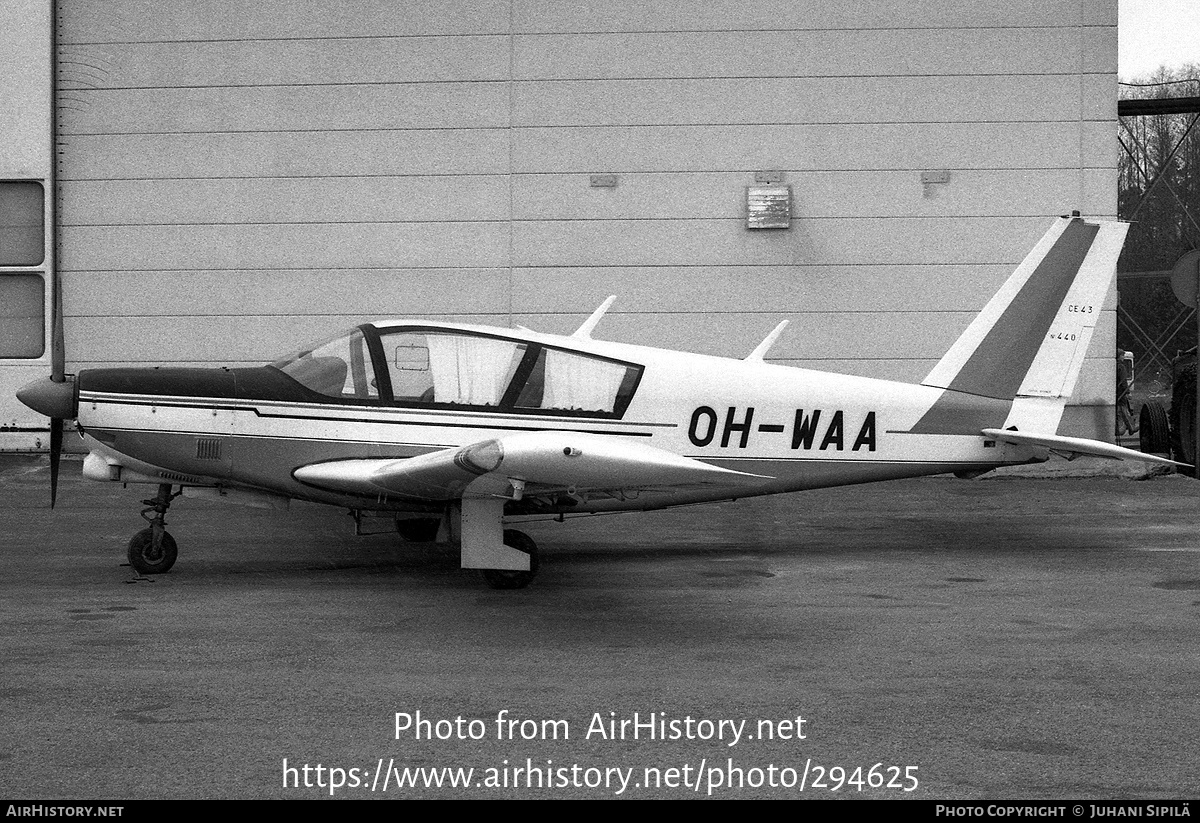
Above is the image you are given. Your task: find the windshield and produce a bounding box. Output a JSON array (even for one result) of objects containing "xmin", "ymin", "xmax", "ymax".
[{"xmin": 270, "ymin": 328, "xmax": 379, "ymax": 401}]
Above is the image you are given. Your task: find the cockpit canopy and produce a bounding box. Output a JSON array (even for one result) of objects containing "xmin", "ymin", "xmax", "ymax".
[{"xmin": 270, "ymin": 325, "xmax": 643, "ymax": 418}]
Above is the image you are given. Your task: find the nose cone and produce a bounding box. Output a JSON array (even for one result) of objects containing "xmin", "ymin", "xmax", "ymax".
[{"xmin": 16, "ymin": 376, "xmax": 76, "ymax": 419}]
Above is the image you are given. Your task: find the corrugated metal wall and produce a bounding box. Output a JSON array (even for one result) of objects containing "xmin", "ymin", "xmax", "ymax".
[
  {"xmin": 53, "ymin": 0, "xmax": 1119, "ymax": 435},
  {"xmin": 0, "ymin": 0, "xmax": 53, "ymax": 449}
]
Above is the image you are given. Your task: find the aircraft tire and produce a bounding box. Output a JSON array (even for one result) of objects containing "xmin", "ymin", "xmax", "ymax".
[
  {"xmin": 480, "ymin": 530, "xmax": 538, "ymax": 590},
  {"xmin": 1170, "ymin": 364, "xmax": 1196, "ymax": 477},
  {"xmin": 1139, "ymin": 401, "xmax": 1170, "ymax": 455},
  {"xmin": 128, "ymin": 527, "xmax": 178, "ymax": 574}
]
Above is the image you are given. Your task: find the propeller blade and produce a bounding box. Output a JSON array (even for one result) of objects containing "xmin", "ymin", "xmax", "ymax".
[
  {"xmin": 14, "ymin": 379, "xmax": 74, "ymax": 507},
  {"xmin": 47, "ymin": 271, "xmax": 67, "ymax": 506},
  {"xmin": 49, "ymin": 419, "xmax": 62, "ymax": 508},
  {"xmin": 51, "ymin": 270, "xmax": 65, "ymax": 383}
]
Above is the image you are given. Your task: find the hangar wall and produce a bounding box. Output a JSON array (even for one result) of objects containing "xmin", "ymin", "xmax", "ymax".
[
  {"xmin": 8, "ymin": 0, "xmax": 1121, "ymax": 444},
  {"xmin": 0, "ymin": 0, "xmax": 53, "ymax": 450}
]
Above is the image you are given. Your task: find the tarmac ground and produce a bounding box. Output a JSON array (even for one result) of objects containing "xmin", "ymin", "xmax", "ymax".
[{"xmin": 1, "ymin": 454, "xmax": 1198, "ymax": 800}]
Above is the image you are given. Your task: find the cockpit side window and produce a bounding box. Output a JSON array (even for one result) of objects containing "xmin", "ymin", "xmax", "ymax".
[
  {"xmin": 514, "ymin": 347, "xmax": 640, "ymax": 415},
  {"xmin": 390, "ymin": 336, "xmax": 433, "ymax": 401},
  {"xmin": 382, "ymin": 330, "xmax": 526, "ymax": 407}
]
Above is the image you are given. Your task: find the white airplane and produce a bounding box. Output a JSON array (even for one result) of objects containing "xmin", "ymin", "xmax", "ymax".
[{"xmin": 16, "ymin": 213, "xmax": 1183, "ymax": 588}]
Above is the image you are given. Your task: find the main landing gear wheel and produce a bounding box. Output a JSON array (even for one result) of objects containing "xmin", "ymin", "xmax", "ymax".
[
  {"xmin": 480, "ymin": 530, "xmax": 539, "ymax": 590},
  {"xmin": 128, "ymin": 527, "xmax": 178, "ymax": 575},
  {"xmin": 1171, "ymin": 363, "xmax": 1197, "ymax": 477}
]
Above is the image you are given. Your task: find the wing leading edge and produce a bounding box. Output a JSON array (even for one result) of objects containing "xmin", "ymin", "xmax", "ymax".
[{"xmin": 293, "ymin": 430, "xmax": 773, "ymax": 502}]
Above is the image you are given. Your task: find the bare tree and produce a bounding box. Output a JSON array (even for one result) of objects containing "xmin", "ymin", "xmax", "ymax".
[{"xmin": 1118, "ymin": 65, "xmax": 1200, "ymax": 376}]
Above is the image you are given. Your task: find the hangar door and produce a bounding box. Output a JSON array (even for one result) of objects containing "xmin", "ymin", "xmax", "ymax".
[
  {"xmin": 0, "ymin": 1, "xmax": 52, "ymax": 451},
  {"xmin": 54, "ymin": 1, "xmax": 513, "ymax": 379}
]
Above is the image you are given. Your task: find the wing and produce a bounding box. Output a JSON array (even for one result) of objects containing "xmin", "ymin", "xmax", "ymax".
[
  {"xmin": 981, "ymin": 428, "xmax": 1187, "ymax": 468},
  {"xmin": 293, "ymin": 430, "xmax": 773, "ymax": 502}
]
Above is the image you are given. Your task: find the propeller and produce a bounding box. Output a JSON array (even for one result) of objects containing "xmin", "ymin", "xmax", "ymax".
[
  {"xmin": 15, "ymin": 270, "xmax": 75, "ymax": 507},
  {"xmin": 49, "ymin": 269, "xmax": 66, "ymax": 506}
]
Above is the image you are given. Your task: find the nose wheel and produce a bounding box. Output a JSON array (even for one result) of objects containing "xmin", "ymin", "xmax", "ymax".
[
  {"xmin": 128, "ymin": 527, "xmax": 178, "ymax": 575},
  {"xmin": 128, "ymin": 484, "xmax": 182, "ymax": 575}
]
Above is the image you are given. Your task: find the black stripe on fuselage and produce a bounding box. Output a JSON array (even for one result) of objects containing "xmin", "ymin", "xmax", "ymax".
[
  {"xmin": 76, "ymin": 365, "xmax": 676, "ymax": 428},
  {"xmin": 79, "ymin": 395, "xmax": 658, "ymax": 438}
]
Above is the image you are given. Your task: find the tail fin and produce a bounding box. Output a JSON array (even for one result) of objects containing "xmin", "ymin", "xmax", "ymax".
[{"xmin": 921, "ymin": 215, "xmax": 1128, "ymax": 433}]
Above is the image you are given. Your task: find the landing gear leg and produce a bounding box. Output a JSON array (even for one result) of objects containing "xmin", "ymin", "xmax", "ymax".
[
  {"xmin": 457, "ymin": 497, "xmax": 540, "ymax": 589},
  {"xmin": 128, "ymin": 483, "xmax": 181, "ymax": 575}
]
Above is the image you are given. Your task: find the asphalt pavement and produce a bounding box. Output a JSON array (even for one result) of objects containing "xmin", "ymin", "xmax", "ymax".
[{"xmin": 1, "ymin": 454, "xmax": 1197, "ymax": 799}]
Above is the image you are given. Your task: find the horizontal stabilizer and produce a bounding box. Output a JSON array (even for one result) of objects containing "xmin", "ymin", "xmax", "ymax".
[{"xmin": 981, "ymin": 428, "xmax": 1188, "ymax": 468}]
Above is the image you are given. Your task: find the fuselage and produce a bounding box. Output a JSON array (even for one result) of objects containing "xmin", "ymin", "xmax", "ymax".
[{"xmin": 74, "ymin": 320, "xmax": 1026, "ymax": 515}]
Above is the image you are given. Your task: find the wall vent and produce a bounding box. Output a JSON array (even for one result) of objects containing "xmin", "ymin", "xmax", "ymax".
[{"xmin": 746, "ymin": 185, "xmax": 791, "ymax": 229}]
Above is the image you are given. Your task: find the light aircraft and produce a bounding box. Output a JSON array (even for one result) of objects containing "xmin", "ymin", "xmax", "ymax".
[{"xmin": 16, "ymin": 213, "xmax": 1184, "ymax": 588}]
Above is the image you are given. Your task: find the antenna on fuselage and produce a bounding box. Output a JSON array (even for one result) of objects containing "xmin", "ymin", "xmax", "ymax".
[
  {"xmin": 572, "ymin": 295, "xmax": 617, "ymax": 339},
  {"xmin": 745, "ymin": 320, "xmax": 789, "ymax": 361}
]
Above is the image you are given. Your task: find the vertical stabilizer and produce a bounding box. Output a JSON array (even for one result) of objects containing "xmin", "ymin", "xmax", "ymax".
[{"xmin": 913, "ymin": 215, "xmax": 1128, "ymax": 435}]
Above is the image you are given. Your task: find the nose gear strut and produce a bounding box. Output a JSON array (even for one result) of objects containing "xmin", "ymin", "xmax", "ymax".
[{"xmin": 127, "ymin": 483, "xmax": 182, "ymax": 576}]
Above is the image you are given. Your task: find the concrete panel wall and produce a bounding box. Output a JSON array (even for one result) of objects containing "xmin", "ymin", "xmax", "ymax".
[{"xmin": 51, "ymin": 0, "xmax": 1121, "ymax": 437}]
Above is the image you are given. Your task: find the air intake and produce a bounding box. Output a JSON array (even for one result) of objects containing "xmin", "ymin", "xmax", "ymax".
[{"xmin": 195, "ymin": 438, "xmax": 222, "ymax": 460}]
